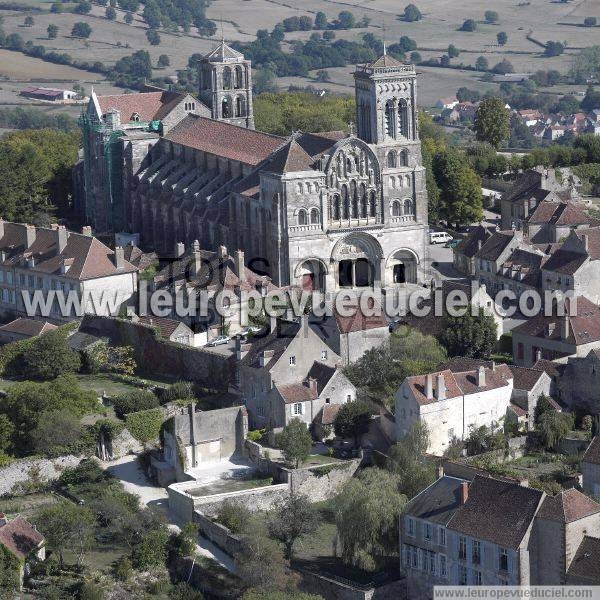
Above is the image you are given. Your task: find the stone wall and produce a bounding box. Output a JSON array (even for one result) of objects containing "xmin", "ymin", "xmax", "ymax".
[
  {"xmin": 79, "ymin": 315, "xmax": 234, "ymax": 388},
  {"xmin": 0, "ymin": 455, "xmax": 81, "ymax": 496},
  {"xmin": 558, "ymin": 436, "xmax": 589, "ymax": 456},
  {"xmin": 193, "ymin": 511, "xmax": 242, "ymax": 556},
  {"xmin": 290, "ymin": 459, "xmax": 361, "ymax": 502},
  {"xmin": 192, "ymin": 484, "xmax": 289, "ymax": 517}
]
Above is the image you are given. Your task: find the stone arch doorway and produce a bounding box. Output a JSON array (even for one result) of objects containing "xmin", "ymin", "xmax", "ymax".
[
  {"xmin": 387, "ymin": 249, "xmax": 419, "ymax": 285},
  {"xmin": 295, "ymin": 258, "xmax": 328, "ymax": 292},
  {"xmin": 332, "ymin": 233, "xmax": 383, "ymax": 289}
]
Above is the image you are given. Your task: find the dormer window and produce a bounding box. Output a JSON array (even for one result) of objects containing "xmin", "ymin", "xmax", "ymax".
[{"xmin": 131, "ymin": 112, "xmax": 140, "ymax": 122}]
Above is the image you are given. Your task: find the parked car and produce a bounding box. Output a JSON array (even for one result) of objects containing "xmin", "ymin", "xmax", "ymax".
[
  {"xmin": 445, "ymin": 238, "xmax": 461, "ymax": 249},
  {"xmin": 429, "ymin": 231, "xmax": 453, "ymax": 245},
  {"xmin": 206, "ymin": 335, "xmax": 230, "ymax": 347}
]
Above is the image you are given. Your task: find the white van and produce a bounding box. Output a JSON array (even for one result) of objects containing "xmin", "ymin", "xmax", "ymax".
[{"xmin": 429, "ymin": 231, "xmax": 453, "ymax": 245}]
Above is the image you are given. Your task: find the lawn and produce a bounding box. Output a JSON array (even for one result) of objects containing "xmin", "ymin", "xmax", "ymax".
[{"xmin": 0, "ymin": 491, "xmax": 58, "ymax": 518}]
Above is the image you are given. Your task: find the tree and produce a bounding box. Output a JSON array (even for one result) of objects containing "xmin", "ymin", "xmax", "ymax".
[
  {"xmin": 403, "ymin": 4, "xmax": 422, "ymax": 22},
  {"xmin": 124, "ymin": 11, "xmax": 134, "ymax": 24},
  {"xmin": 497, "ymin": 31, "xmax": 508, "ymax": 46},
  {"xmin": 441, "ymin": 308, "xmax": 497, "ymax": 358},
  {"xmin": 0, "ymin": 415, "xmax": 14, "ymax": 453},
  {"xmin": 474, "ymin": 96, "xmax": 510, "ymax": 148},
  {"xmin": 47, "ymin": 24, "xmax": 59, "ymax": 39},
  {"xmin": 157, "ymin": 54, "xmax": 170, "ymax": 67},
  {"xmin": 0, "ymin": 546, "xmax": 20, "ymax": 596},
  {"xmin": 216, "ymin": 499, "xmax": 251, "ymax": 533},
  {"xmin": 334, "ymin": 468, "xmax": 405, "ymax": 571},
  {"xmin": 333, "ymin": 400, "xmax": 372, "ymax": 446},
  {"xmin": 410, "ymin": 51, "xmax": 421, "ymax": 63},
  {"xmin": 492, "ymin": 58, "xmax": 513, "ymax": 74},
  {"xmin": 448, "ymin": 44, "xmax": 459, "ymax": 58},
  {"xmin": 537, "ymin": 411, "xmax": 572, "ymax": 450},
  {"xmin": 111, "ymin": 390, "xmax": 158, "ymax": 418},
  {"xmin": 276, "ymin": 418, "xmax": 312, "ymax": 468},
  {"xmin": 336, "ymin": 11, "xmax": 355, "ymax": 29},
  {"xmin": 315, "ymin": 69, "xmax": 330, "ymax": 82},
  {"xmin": 50, "ymin": 3, "xmax": 63, "ymax": 13},
  {"xmin": 267, "ymin": 493, "xmax": 319, "ymax": 559},
  {"xmin": 485, "ymin": 10, "xmax": 499, "ymax": 23},
  {"xmin": 168, "ymin": 523, "xmax": 197, "ymax": 559},
  {"xmin": 461, "ymin": 19, "xmax": 477, "ymax": 32},
  {"xmin": 131, "ymin": 526, "xmax": 170, "ymax": 569},
  {"xmin": 146, "ymin": 28, "xmax": 161, "ymax": 45},
  {"xmin": 387, "ymin": 422, "xmax": 436, "ymax": 498},
  {"xmin": 584, "ymin": 17, "xmax": 597, "ymax": 27},
  {"xmin": 534, "ymin": 393, "xmax": 553, "ymax": 425},
  {"xmin": 35, "ymin": 503, "xmax": 95, "ymax": 567},
  {"xmin": 31, "ymin": 409, "xmax": 83, "ymax": 454},
  {"xmin": 106, "ymin": 6, "xmax": 117, "ymax": 19},
  {"xmin": 71, "ymin": 21, "xmax": 92, "ymax": 38},
  {"xmin": 322, "ymin": 30, "xmax": 335, "ymax": 41},
  {"xmin": 555, "ymin": 94, "xmax": 580, "ymax": 114},
  {"xmin": 84, "ymin": 340, "xmax": 136, "ymax": 375},
  {"xmin": 475, "ymin": 56, "xmax": 488, "ymax": 71},
  {"xmin": 18, "ymin": 328, "xmax": 81, "ymax": 380},
  {"xmin": 24, "ymin": 15, "xmax": 34, "ymax": 26},
  {"xmin": 545, "ymin": 41, "xmax": 565, "ymax": 57},
  {"xmin": 75, "ymin": 1, "xmax": 92, "ymax": 13},
  {"xmin": 314, "ymin": 11, "xmax": 327, "ymax": 30}
]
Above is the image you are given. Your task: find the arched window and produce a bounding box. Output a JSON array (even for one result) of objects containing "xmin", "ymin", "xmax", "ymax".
[
  {"xmin": 360, "ymin": 184, "xmax": 367, "ymax": 218},
  {"xmin": 400, "ymin": 149, "xmax": 409, "ymax": 167},
  {"xmin": 404, "ymin": 198, "xmax": 413, "ymax": 214},
  {"xmin": 392, "ymin": 201, "xmax": 402, "ymax": 217},
  {"xmin": 235, "ymin": 96, "xmax": 246, "ymax": 117},
  {"xmin": 234, "ymin": 66, "xmax": 243, "ymax": 89},
  {"xmin": 333, "ymin": 194, "xmax": 341, "ymax": 220},
  {"xmin": 369, "ymin": 191, "xmax": 377, "ymax": 217},
  {"xmin": 390, "ymin": 176, "xmax": 396, "ymax": 189},
  {"xmin": 310, "ymin": 208, "xmax": 320, "ymax": 224},
  {"xmin": 222, "ymin": 97, "xmax": 232, "ymax": 118},
  {"xmin": 306, "ymin": 182, "xmax": 312, "ymax": 193},
  {"xmin": 405, "ymin": 174, "xmax": 411, "ymax": 187},
  {"xmin": 385, "ymin": 100, "xmax": 396, "ymax": 138},
  {"xmin": 223, "ymin": 67, "xmax": 232, "ymax": 90},
  {"xmin": 346, "ymin": 157, "xmax": 353, "ymax": 174},
  {"xmin": 298, "ymin": 209, "xmax": 308, "ymax": 225},
  {"xmin": 387, "ymin": 152, "xmax": 397, "ymax": 168},
  {"xmin": 398, "ymin": 99, "xmax": 409, "ymax": 138},
  {"xmin": 314, "ymin": 182, "xmax": 319, "ymax": 191},
  {"xmin": 342, "ymin": 186, "xmax": 349, "ymax": 219},
  {"xmin": 351, "ymin": 192, "xmax": 358, "ymax": 219},
  {"xmin": 297, "ymin": 182, "xmax": 304, "ymax": 194}
]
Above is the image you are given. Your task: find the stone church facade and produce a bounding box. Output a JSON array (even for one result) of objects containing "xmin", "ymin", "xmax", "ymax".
[{"xmin": 77, "ymin": 43, "xmax": 429, "ymax": 290}]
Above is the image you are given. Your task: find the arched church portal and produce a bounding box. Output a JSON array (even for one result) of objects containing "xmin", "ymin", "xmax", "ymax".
[
  {"xmin": 332, "ymin": 233, "xmax": 383, "ymax": 289},
  {"xmin": 388, "ymin": 249, "xmax": 419, "ymax": 285},
  {"xmin": 295, "ymin": 259, "xmax": 327, "ymax": 292}
]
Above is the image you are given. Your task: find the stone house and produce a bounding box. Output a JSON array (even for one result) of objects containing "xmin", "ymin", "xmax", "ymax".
[
  {"xmin": 526, "ymin": 201, "xmax": 596, "ymax": 244},
  {"xmin": 0, "ymin": 221, "xmax": 138, "ymax": 323},
  {"xmin": 0, "ymin": 515, "xmax": 45, "ymax": 589},
  {"xmin": 134, "ymin": 315, "xmax": 207, "ymax": 347},
  {"xmin": 0, "ymin": 318, "xmax": 56, "ymax": 344},
  {"xmin": 508, "ymin": 365, "xmax": 552, "ymax": 429},
  {"xmin": 582, "ymin": 437, "xmax": 600, "ymax": 499},
  {"xmin": 512, "ymin": 296, "xmax": 600, "ymax": 366},
  {"xmin": 395, "ymin": 364, "xmax": 513, "ymax": 455},
  {"xmin": 557, "ymin": 349, "xmax": 600, "ymax": 414},
  {"xmin": 309, "ymin": 302, "xmax": 389, "ymax": 365},
  {"xmin": 452, "ymin": 224, "xmax": 494, "ymax": 276},
  {"xmin": 401, "ymin": 473, "xmax": 600, "ymax": 593},
  {"xmin": 152, "ymin": 402, "xmax": 248, "ymax": 484},
  {"xmin": 237, "ymin": 317, "xmax": 344, "ymax": 429}
]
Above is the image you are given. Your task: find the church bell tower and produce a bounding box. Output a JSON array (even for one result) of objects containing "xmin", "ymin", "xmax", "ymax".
[{"xmin": 198, "ymin": 40, "xmax": 255, "ymax": 130}]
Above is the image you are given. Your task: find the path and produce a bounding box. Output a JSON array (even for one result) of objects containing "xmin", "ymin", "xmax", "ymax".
[{"xmin": 103, "ymin": 455, "xmax": 235, "ymax": 572}]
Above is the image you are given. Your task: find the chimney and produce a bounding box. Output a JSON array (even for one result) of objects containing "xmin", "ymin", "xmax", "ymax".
[
  {"xmin": 259, "ymin": 349, "xmax": 274, "ymax": 367},
  {"xmin": 0, "ymin": 218, "xmax": 4, "ymax": 239},
  {"xmin": 460, "ymin": 481, "xmax": 469, "ymax": 505},
  {"xmin": 477, "ymin": 239, "xmax": 482, "ymax": 251},
  {"xmin": 234, "ymin": 249, "xmax": 245, "ymax": 281},
  {"xmin": 425, "ymin": 374, "xmax": 433, "ymax": 400},
  {"xmin": 561, "ymin": 314, "xmax": 570, "ymax": 340},
  {"xmin": 81, "ymin": 225, "xmax": 92, "ymax": 236},
  {"xmin": 113, "ymin": 246, "xmax": 124, "ymax": 270},
  {"xmin": 436, "ymin": 464, "xmax": 444, "ymax": 479},
  {"xmin": 306, "ymin": 377, "xmax": 317, "ymax": 396},
  {"xmin": 477, "ymin": 366, "xmax": 486, "ymax": 387},
  {"xmin": 24, "ymin": 224, "xmax": 36, "ymax": 248},
  {"xmin": 55, "ymin": 225, "xmax": 68, "ymax": 253},
  {"xmin": 235, "ymin": 336, "xmax": 251, "ymax": 360},
  {"xmin": 175, "ymin": 242, "xmax": 185, "ymax": 257},
  {"xmin": 218, "ymin": 245, "xmax": 227, "ymax": 259},
  {"xmin": 582, "ymin": 234, "xmax": 589, "ymax": 252},
  {"xmin": 435, "ymin": 373, "xmax": 446, "ymax": 401},
  {"xmin": 535, "ymin": 348, "xmax": 542, "ymax": 363}
]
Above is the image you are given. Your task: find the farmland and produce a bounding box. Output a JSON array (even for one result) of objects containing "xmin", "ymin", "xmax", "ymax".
[{"xmin": 0, "ymin": 0, "xmax": 600, "ymax": 112}]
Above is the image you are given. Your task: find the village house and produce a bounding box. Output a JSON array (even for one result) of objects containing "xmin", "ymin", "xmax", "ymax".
[
  {"xmin": 0, "ymin": 318, "xmax": 57, "ymax": 344},
  {"xmin": 436, "ymin": 97, "xmax": 458, "ymax": 110},
  {"xmin": 134, "ymin": 315, "xmax": 207, "ymax": 347},
  {"xmin": 0, "ymin": 220, "xmax": 137, "ymax": 323},
  {"xmin": 20, "ymin": 86, "xmax": 78, "ymax": 103},
  {"xmin": 395, "ymin": 364, "xmax": 513, "ymax": 455},
  {"xmin": 526, "ymin": 201, "xmax": 597, "ymax": 244},
  {"xmin": 452, "ymin": 224, "xmax": 494, "ymax": 276},
  {"xmin": 237, "ymin": 317, "xmax": 351, "ymax": 430},
  {"xmin": 582, "ymin": 437, "xmax": 600, "ymax": 499},
  {"xmin": 557, "ymin": 349, "xmax": 600, "ymax": 414},
  {"xmin": 512, "ymin": 296, "xmax": 600, "ymax": 367},
  {"xmin": 0, "ymin": 515, "xmax": 46, "ymax": 589}
]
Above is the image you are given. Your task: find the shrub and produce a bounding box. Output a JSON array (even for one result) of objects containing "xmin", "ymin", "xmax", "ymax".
[
  {"xmin": 71, "ymin": 21, "xmax": 92, "ymax": 38},
  {"xmin": 216, "ymin": 499, "xmax": 251, "ymax": 533},
  {"xmin": 132, "ymin": 527, "xmax": 170, "ymax": 569},
  {"xmin": 112, "ymin": 390, "xmax": 159, "ymax": 418},
  {"xmin": 461, "ymin": 19, "xmax": 477, "ymax": 32},
  {"xmin": 160, "ymin": 381, "xmax": 194, "ymax": 404},
  {"xmin": 246, "ymin": 429, "xmax": 264, "ymax": 443},
  {"xmin": 126, "ymin": 408, "xmax": 163, "ymax": 443},
  {"xmin": 584, "ymin": 17, "xmax": 597, "ymax": 27},
  {"xmin": 114, "ymin": 556, "xmax": 133, "ymax": 581}
]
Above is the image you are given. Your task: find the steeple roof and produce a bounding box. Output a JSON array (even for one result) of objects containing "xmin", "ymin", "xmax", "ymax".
[
  {"xmin": 265, "ymin": 138, "xmax": 314, "ymax": 174},
  {"xmin": 366, "ymin": 54, "xmax": 405, "ymax": 68},
  {"xmin": 204, "ymin": 40, "xmax": 244, "ymax": 63}
]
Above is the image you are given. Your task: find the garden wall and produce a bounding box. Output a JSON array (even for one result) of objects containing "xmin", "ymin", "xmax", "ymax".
[
  {"xmin": 559, "ymin": 437, "xmax": 589, "ymax": 456},
  {"xmin": 193, "ymin": 511, "xmax": 242, "ymax": 556},
  {"xmin": 78, "ymin": 315, "xmax": 234, "ymax": 388},
  {"xmin": 289, "ymin": 459, "xmax": 361, "ymax": 502},
  {"xmin": 0, "ymin": 455, "xmax": 80, "ymax": 496}
]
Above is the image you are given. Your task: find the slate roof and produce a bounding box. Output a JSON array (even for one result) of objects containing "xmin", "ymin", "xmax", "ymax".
[
  {"xmin": 265, "ymin": 139, "xmax": 315, "ymax": 174},
  {"xmin": 454, "ymin": 225, "xmax": 494, "ymax": 259},
  {"xmin": 240, "ymin": 319, "xmax": 301, "ymax": 369},
  {"xmin": 165, "ymin": 115, "xmax": 283, "ymax": 166},
  {"xmin": 0, "ymin": 222, "xmax": 136, "ymax": 281},
  {"xmin": 512, "ymin": 296, "xmax": 600, "ymax": 346},
  {"xmin": 204, "ymin": 40, "xmax": 244, "ymax": 62},
  {"xmin": 404, "ymin": 476, "xmax": 467, "ymax": 525},
  {"xmin": 583, "ymin": 437, "xmax": 600, "ymax": 466},
  {"xmin": 475, "ymin": 231, "xmax": 516, "ymax": 262},
  {"xmin": 501, "ymin": 169, "xmax": 547, "ymax": 205},
  {"xmin": 0, "ymin": 516, "xmax": 44, "ymax": 560},
  {"xmin": 532, "ymin": 358, "xmax": 565, "ymax": 379},
  {"xmin": 366, "ymin": 54, "xmax": 405, "ymax": 68},
  {"xmin": 306, "ymin": 361, "xmax": 337, "ymax": 395},
  {"xmin": 276, "ymin": 382, "xmax": 317, "ymax": 403},
  {"xmin": 123, "ymin": 244, "xmax": 158, "ymax": 270},
  {"xmin": 528, "ymin": 201, "xmax": 594, "ymax": 227},
  {"xmin": 568, "ymin": 536, "xmax": 600, "ymax": 583},
  {"xmin": 96, "ymin": 90, "xmax": 186, "ymax": 122},
  {"xmin": 537, "ymin": 488, "xmax": 600, "ymax": 523},
  {"xmin": 0, "ymin": 318, "xmax": 56, "ymax": 337},
  {"xmin": 509, "ymin": 365, "xmax": 547, "ymax": 391},
  {"xmin": 542, "ymin": 249, "xmax": 588, "ymax": 275},
  {"xmin": 447, "ymin": 475, "xmax": 543, "ymax": 549}
]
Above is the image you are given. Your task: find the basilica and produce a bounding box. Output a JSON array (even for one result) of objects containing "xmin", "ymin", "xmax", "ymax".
[{"xmin": 77, "ymin": 41, "xmax": 430, "ymax": 291}]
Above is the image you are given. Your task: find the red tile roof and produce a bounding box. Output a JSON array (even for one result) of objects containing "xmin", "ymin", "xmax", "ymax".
[
  {"xmin": 165, "ymin": 115, "xmax": 283, "ymax": 166},
  {"xmin": 136, "ymin": 316, "xmax": 189, "ymax": 338},
  {"xmin": 265, "ymin": 139, "xmax": 315, "ymax": 174},
  {"xmin": 584, "ymin": 437, "xmax": 600, "ymax": 466},
  {"xmin": 276, "ymin": 382, "xmax": 318, "ymax": 404},
  {"xmin": 96, "ymin": 90, "xmax": 186, "ymax": 122},
  {"xmin": 0, "ymin": 516, "xmax": 44, "ymax": 560},
  {"xmin": 320, "ymin": 403, "xmax": 342, "ymax": 425},
  {"xmin": 537, "ymin": 488, "xmax": 600, "ymax": 523},
  {"xmin": 0, "ymin": 318, "xmax": 56, "ymax": 337},
  {"xmin": 333, "ymin": 301, "xmax": 388, "ymax": 334}
]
